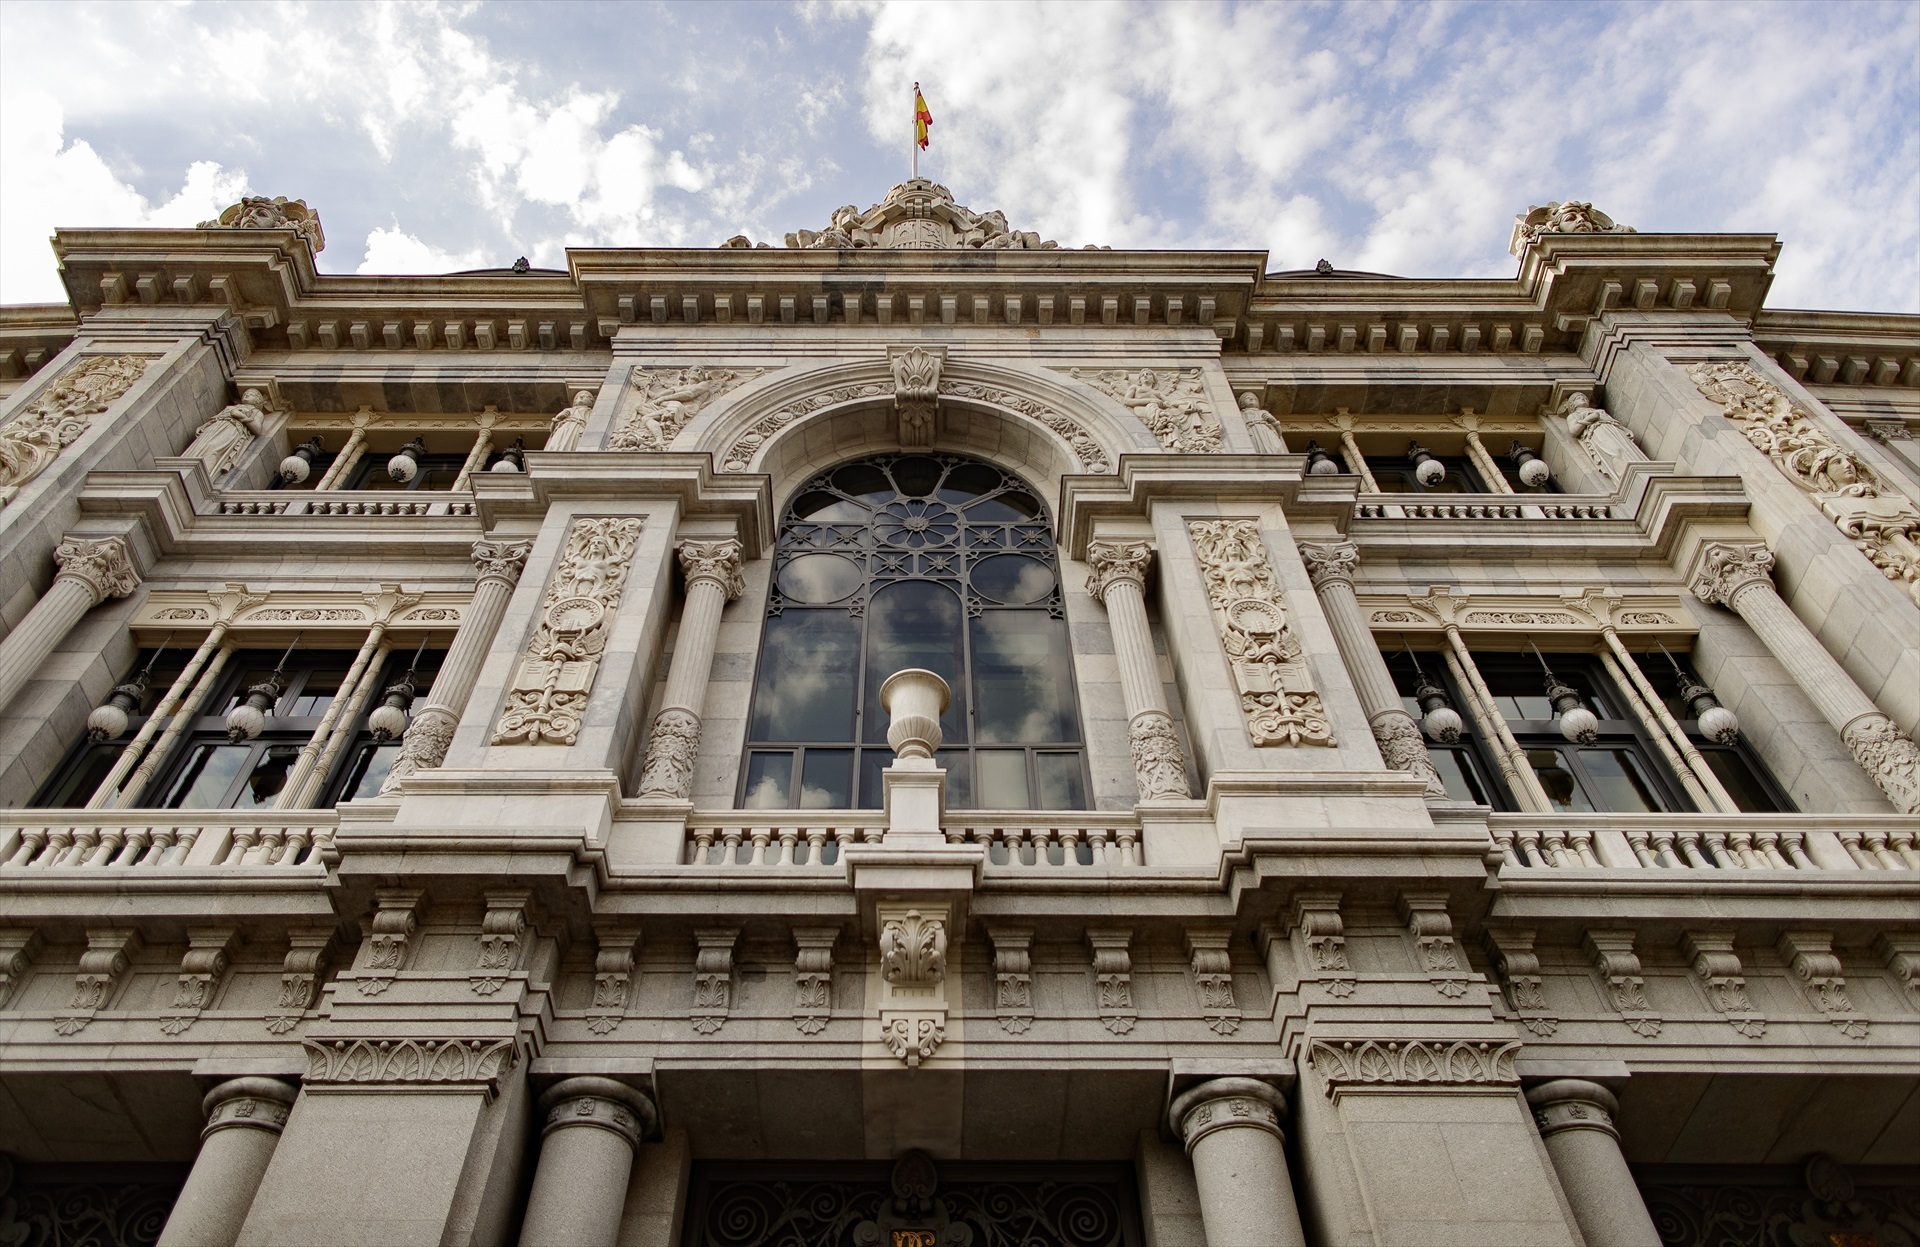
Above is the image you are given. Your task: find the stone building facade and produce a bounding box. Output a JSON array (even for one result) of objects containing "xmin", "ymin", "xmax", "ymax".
[{"xmin": 0, "ymin": 184, "xmax": 1915, "ymax": 1246}]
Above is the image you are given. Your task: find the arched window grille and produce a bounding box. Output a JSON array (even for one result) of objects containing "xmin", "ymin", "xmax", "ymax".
[{"xmin": 740, "ymin": 453, "xmax": 1088, "ymax": 811}]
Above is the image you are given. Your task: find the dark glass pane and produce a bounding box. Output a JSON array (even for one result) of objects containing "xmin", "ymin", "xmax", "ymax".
[
  {"xmin": 964, "ymin": 489, "xmax": 1043, "ymax": 522},
  {"xmin": 799, "ymin": 750, "xmax": 853, "ymax": 808},
  {"xmin": 1580, "ymin": 748, "xmax": 1663, "ymax": 813},
  {"xmin": 1486, "ymin": 668, "xmax": 1555, "ymax": 722},
  {"xmin": 163, "ymin": 742, "xmax": 254, "ymax": 809},
  {"xmin": 858, "ymin": 750, "xmax": 890, "ymax": 808},
  {"xmin": 1528, "ymin": 749, "xmax": 1594, "ymax": 812},
  {"xmin": 1699, "ymin": 748, "xmax": 1788, "ymax": 813},
  {"xmin": 778, "ymin": 554, "xmax": 863, "ymax": 604},
  {"xmin": 1371, "ymin": 470, "xmax": 1416, "ymax": 493},
  {"xmin": 233, "ymin": 745, "xmax": 299, "ymax": 809},
  {"xmin": 976, "ymin": 750, "xmax": 1030, "ymax": 808},
  {"xmin": 38, "ymin": 743, "xmax": 123, "ymax": 808},
  {"xmin": 285, "ymin": 670, "xmax": 343, "ymax": 717},
  {"xmin": 863, "ymin": 581, "xmax": 966, "ymax": 743},
  {"xmin": 1427, "ymin": 749, "xmax": 1488, "ymax": 804},
  {"xmin": 971, "ymin": 612, "xmax": 1079, "ymax": 743},
  {"xmin": 790, "ymin": 489, "xmax": 866, "ymax": 522},
  {"xmin": 970, "ymin": 554, "xmax": 1056, "ymax": 605},
  {"xmin": 936, "ymin": 749, "xmax": 972, "ymax": 809},
  {"xmin": 1034, "ymin": 752, "xmax": 1086, "ymax": 811},
  {"xmin": 750, "ymin": 611, "xmax": 860, "ymax": 741},
  {"xmin": 937, "ymin": 462, "xmax": 1000, "ymax": 502},
  {"xmin": 831, "ymin": 463, "xmax": 894, "ymax": 503},
  {"xmin": 890, "ymin": 456, "xmax": 943, "ymax": 497},
  {"xmin": 342, "ymin": 742, "xmax": 400, "ymax": 802},
  {"xmin": 742, "ymin": 753, "xmax": 794, "ymax": 808},
  {"xmin": 1400, "ymin": 694, "xmax": 1423, "ymax": 718}
]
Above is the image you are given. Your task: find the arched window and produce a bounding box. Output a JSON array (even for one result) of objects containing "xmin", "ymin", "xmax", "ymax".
[{"xmin": 741, "ymin": 453, "xmax": 1087, "ymax": 811}]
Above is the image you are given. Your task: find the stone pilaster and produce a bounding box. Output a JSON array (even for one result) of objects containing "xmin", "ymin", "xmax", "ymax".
[
  {"xmin": 1085, "ymin": 539, "xmax": 1190, "ymax": 801},
  {"xmin": 157, "ymin": 1077, "xmax": 298, "ymax": 1247},
  {"xmin": 1525, "ymin": 1080, "xmax": 1661, "ymax": 1247},
  {"xmin": 518, "ymin": 1077, "xmax": 657, "ymax": 1247},
  {"xmin": 1167, "ymin": 1078, "xmax": 1307, "ymax": 1247},
  {"xmin": 637, "ymin": 538, "xmax": 745, "ymax": 799},
  {"xmin": 0, "ymin": 534, "xmax": 139, "ymax": 715}
]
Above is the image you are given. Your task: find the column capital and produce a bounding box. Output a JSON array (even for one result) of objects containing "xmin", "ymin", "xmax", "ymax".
[
  {"xmin": 1085, "ymin": 538, "xmax": 1153, "ymax": 601},
  {"xmin": 1687, "ymin": 540, "xmax": 1775, "ymax": 608},
  {"xmin": 679, "ymin": 538, "xmax": 746, "ymax": 601},
  {"xmin": 1298, "ymin": 539, "xmax": 1361, "ymax": 590},
  {"xmin": 1168, "ymin": 1076, "xmax": 1288, "ymax": 1153},
  {"xmin": 201, "ymin": 1076, "xmax": 298, "ymax": 1139},
  {"xmin": 53, "ymin": 534, "xmax": 140, "ymax": 602},
  {"xmin": 1525, "ymin": 1079, "xmax": 1621, "ymax": 1141},
  {"xmin": 538, "ymin": 1076, "xmax": 656, "ymax": 1149},
  {"xmin": 470, "ymin": 537, "xmax": 534, "ymax": 588}
]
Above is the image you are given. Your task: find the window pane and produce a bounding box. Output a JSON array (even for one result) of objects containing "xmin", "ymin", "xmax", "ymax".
[
  {"xmin": 976, "ymin": 751, "xmax": 1030, "ymax": 808},
  {"xmin": 741, "ymin": 753, "xmax": 793, "ymax": 808},
  {"xmin": 285, "ymin": 670, "xmax": 343, "ymax": 718},
  {"xmin": 1578, "ymin": 748, "xmax": 1665, "ymax": 813},
  {"xmin": 163, "ymin": 743, "xmax": 254, "ymax": 809},
  {"xmin": 1699, "ymin": 748, "xmax": 1788, "ymax": 813},
  {"xmin": 1034, "ymin": 752, "xmax": 1086, "ymax": 811},
  {"xmin": 863, "ymin": 581, "xmax": 966, "ymax": 744},
  {"xmin": 342, "ymin": 742, "xmax": 400, "ymax": 802},
  {"xmin": 799, "ymin": 750, "xmax": 853, "ymax": 808},
  {"xmin": 936, "ymin": 749, "xmax": 971, "ymax": 809},
  {"xmin": 37, "ymin": 743, "xmax": 124, "ymax": 808},
  {"xmin": 750, "ymin": 611, "xmax": 860, "ymax": 741},
  {"xmin": 1528, "ymin": 749, "xmax": 1594, "ymax": 812},
  {"xmin": 232, "ymin": 745, "xmax": 299, "ymax": 809},
  {"xmin": 1427, "ymin": 749, "xmax": 1487, "ymax": 804},
  {"xmin": 859, "ymin": 750, "xmax": 890, "ymax": 808},
  {"xmin": 970, "ymin": 612, "xmax": 1080, "ymax": 744}
]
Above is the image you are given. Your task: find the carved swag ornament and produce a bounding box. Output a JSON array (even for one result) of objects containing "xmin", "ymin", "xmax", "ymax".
[
  {"xmin": 1073, "ymin": 367, "xmax": 1223, "ymax": 453},
  {"xmin": 1188, "ymin": 520, "xmax": 1333, "ymax": 747},
  {"xmin": 0, "ymin": 355, "xmax": 149, "ymax": 507},
  {"xmin": 493, "ymin": 517, "xmax": 645, "ymax": 746},
  {"xmin": 609, "ymin": 366, "xmax": 760, "ymax": 451}
]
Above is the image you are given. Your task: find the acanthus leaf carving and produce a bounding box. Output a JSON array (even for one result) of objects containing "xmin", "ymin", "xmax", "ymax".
[
  {"xmin": 471, "ymin": 893, "xmax": 530, "ymax": 996},
  {"xmin": 1290, "ymin": 895, "xmax": 1356, "ymax": 997},
  {"xmin": 1308, "ymin": 1038, "xmax": 1521, "ymax": 1099},
  {"xmin": 1186, "ymin": 931, "xmax": 1240, "ymax": 1035},
  {"xmin": 1188, "ymin": 519, "xmax": 1333, "ymax": 747},
  {"xmin": 355, "ymin": 892, "xmax": 420, "ymax": 996},
  {"xmin": 1778, "ymin": 931, "xmax": 1869, "ymax": 1040},
  {"xmin": 792, "ymin": 927, "xmax": 838, "ymax": 1035},
  {"xmin": 55, "ymin": 928, "xmax": 140, "ymax": 1036},
  {"xmin": 1073, "ymin": 367, "xmax": 1222, "ymax": 453},
  {"xmin": 587, "ymin": 924, "xmax": 643, "ymax": 1035},
  {"xmin": 1, "ymin": 355, "xmax": 150, "ymax": 507},
  {"xmin": 637, "ymin": 707, "xmax": 702, "ymax": 801},
  {"xmin": 492, "ymin": 517, "xmax": 645, "ymax": 746},
  {"xmin": 1682, "ymin": 931, "xmax": 1766, "ymax": 1038},
  {"xmin": 1586, "ymin": 929, "xmax": 1661, "ymax": 1037},
  {"xmin": 877, "ymin": 905, "xmax": 952, "ymax": 1066},
  {"xmin": 53, "ymin": 535, "xmax": 140, "ymax": 602},
  {"xmin": 1087, "ymin": 928, "xmax": 1135, "ymax": 1034},
  {"xmin": 691, "ymin": 927, "xmax": 738, "ymax": 1035},
  {"xmin": 161, "ymin": 928, "xmax": 238, "ymax": 1036},
  {"xmin": 266, "ymin": 927, "xmax": 333, "ymax": 1035},
  {"xmin": 988, "ymin": 926, "xmax": 1034, "ymax": 1035},
  {"xmin": 302, "ymin": 1037, "xmax": 519, "ymax": 1096},
  {"xmin": 610, "ymin": 366, "xmax": 760, "ymax": 451},
  {"xmin": 1402, "ymin": 895, "xmax": 1471, "ymax": 999},
  {"xmin": 1485, "ymin": 927, "xmax": 1558, "ymax": 1037},
  {"xmin": 890, "ymin": 346, "xmax": 943, "ymax": 448}
]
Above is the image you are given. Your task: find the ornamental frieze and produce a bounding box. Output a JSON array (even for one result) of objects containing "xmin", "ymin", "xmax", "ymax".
[
  {"xmin": 1, "ymin": 355, "xmax": 151, "ymax": 507},
  {"xmin": 1187, "ymin": 519, "xmax": 1333, "ymax": 747},
  {"xmin": 302, "ymin": 1037, "xmax": 519, "ymax": 1093},
  {"xmin": 1306, "ymin": 1038, "xmax": 1521, "ymax": 1099},
  {"xmin": 609, "ymin": 366, "xmax": 761, "ymax": 451},
  {"xmin": 1359, "ymin": 586, "xmax": 1689, "ymax": 635},
  {"xmin": 133, "ymin": 589, "xmax": 467, "ymax": 634}
]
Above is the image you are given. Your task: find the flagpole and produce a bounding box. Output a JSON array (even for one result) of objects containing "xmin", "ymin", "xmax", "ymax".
[{"xmin": 911, "ymin": 81, "xmax": 919, "ymax": 180}]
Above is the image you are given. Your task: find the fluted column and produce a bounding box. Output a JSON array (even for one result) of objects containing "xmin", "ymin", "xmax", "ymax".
[
  {"xmin": 379, "ymin": 538, "xmax": 532, "ymax": 792},
  {"xmin": 1300, "ymin": 541, "xmax": 1446, "ymax": 797},
  {"xmin": 518, "ymin": 1077, "xmax": 657, "ymax": 1247},
  {"xmin": 1690, "ymin": 540, "xmax": 1920, "ymax": 813},
  {"xmin": 1526, "ymin": 1080, "xmax": 1660, "ymax": 1247},
  {"xmin": 157, "ymin": 1077, "xmax": 298, "ymax": 1247},
  {"xmin": 638, "ymin": 539, "xmax": 745, "ymax": 799},
  {"xmin": 0, "ymin": 535, "xmax": 140, "ymax": 716},
  {"xmin": 1167, "ymin": 1078, "xmax": 1307, "ymax": 1247},
  {"xmin": 1085, "ymin": 540, "xmax": 1191, "ymax": 801}
]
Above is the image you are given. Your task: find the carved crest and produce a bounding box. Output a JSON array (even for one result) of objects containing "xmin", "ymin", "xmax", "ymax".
[
  {"xmin": 728, "ymin": 178, "xmax": 1063, "ymax": 251},
  {"xmin": 1187, "ymin": 519, "xmax": 1333, "ymax": 747}
]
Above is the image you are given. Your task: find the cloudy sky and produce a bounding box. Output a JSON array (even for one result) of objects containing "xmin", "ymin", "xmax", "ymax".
[{"xmin": 2, "ymin": 1, "xmax": 1915, "ymax": 311}]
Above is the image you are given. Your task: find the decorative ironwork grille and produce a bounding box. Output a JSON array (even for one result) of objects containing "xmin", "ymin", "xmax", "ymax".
[
  {"xmin": 1636, "ymin": 1156, "xmax": 1920, "ymax": 1247},
  {"xmin": 0, "ymin": 1160, "xmax": 184, "ymax": 1247}
]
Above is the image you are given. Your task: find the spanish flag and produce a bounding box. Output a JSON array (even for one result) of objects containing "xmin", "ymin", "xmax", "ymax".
[{"xmin": 914, "ymin": 83, "xmax": 933, "ymax": 151}]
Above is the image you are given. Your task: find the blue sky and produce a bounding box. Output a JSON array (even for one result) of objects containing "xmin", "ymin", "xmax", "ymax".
[{"xmin": 2, "ymin": 1, "xmax": 1915, "ymax": 311}]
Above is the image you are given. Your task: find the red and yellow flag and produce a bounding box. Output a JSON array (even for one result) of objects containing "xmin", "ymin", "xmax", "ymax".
[{"xmin": 914, "ymin": 83, "xmax": 933, "ymax": 151}]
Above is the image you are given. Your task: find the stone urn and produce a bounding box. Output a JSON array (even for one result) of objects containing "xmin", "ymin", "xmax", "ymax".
[{"xmin": 879, "ymin": 668, "xmax": 950, "ymax": 759}]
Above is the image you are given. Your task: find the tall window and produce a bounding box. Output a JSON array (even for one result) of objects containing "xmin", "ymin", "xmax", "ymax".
[{"xmin": 741, "ymin": 454, "xmax": 1087, "ymax": 811}]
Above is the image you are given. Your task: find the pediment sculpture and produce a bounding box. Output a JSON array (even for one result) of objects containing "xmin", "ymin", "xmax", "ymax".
[
  {"xmin": 1509, "ymin": 201, "xmax": 1635, "ymax": 255},
  {"xmin": 198, "ymin": 196, "xmax": 326, "ymax": 253},
  {"xmin": 722, "ymin": 178, "xmax": 1075, "ymax": 251}
]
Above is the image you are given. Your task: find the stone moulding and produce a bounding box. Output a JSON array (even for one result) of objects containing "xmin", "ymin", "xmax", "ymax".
[
  {"xmin": 609, "ymin": 365, "xmax": 761, "ymax": 451},
  {"xmin": 1307, "ymin": 1039, "xmax": 1522, "ymax": 1099},
  {"xmin": 302, "ymin": 1037, "xmax": 519, "ymax": 1096},
  {"xmin": 1187, "ymin": 519, "xmax": 1333, "ymax": 747},
  {"xmin": 492, "ymin": 516, "xmax": 646, "ymax": 746}
]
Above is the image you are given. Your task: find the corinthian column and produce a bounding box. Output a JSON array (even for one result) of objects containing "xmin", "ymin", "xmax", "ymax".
[
  {"xmin": 638, "ymin": 539, "xmax": 745, "ymax": 799},
  {"xmin": 379, "ymin": 538, "xmax": 532, "ymax": 792},
  {"xmin": 1299, "ymin": 541, "xmax": 1446, "ymax": 797},
  {"xmin": 157, "ymin": 1077, "xmax": 298, "ymax": 1247},
  {"xmin": 0, "ymin": 535, "xmax": 140, "ymax": 716},
  {"xmin": 517, "ymin": 1077, "xmax": 657, "ymax": 1247},
  {"xmin": 1167, "ymin": 1078, "xmax": 1307, "ymax": 1247},
  {"xmin": 1690, "ymin": 541, "xmax": 1920, "ymax": 813},
  {"xmin": 1085, "ymin": 540, "xmax": 1190, "ymax": 801},
  {"xmin": 1526, "ymin": 1080, "xmax": 1661, "ymax": 1247}
]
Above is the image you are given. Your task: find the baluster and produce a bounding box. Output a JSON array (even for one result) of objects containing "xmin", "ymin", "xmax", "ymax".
[
  {"xmin": 1516, "ymin": 827, "xmax": 1543, "ymax": 867},
  {"xmin": 1781, "ymin": 832, "xmax": 1815, "ymax": 870},
  {"xmin": 1568, "ymin": 829, "xmax": 1599, "ymax": 867},
  {"xmin": 1702, "ymin": 831, "xmax": 1732, "ymax": 868},
  {"xmin": 827, "ymin": 827, "xmax": 854, "ymax": 865},
  {"xmin": 5, "ymin": 828, "xmax": 45, "ymax": 867},
  {"xmin": 804, "ymin": 827, "xmax": 828, "ymax": 867},
  {"xmin": 281, "ymin": 826, "xmax": 313, "ymax": 867},
  {"xmin": 1864, "ymin": 832, "xmax": 1904, "ymax": 870},
  {"xmin": 62, "ymin": 829, "xmax": 101, "ymax": 867},
  {"xmin": 36, "ymin": 829, "xmax": 74, "ymax": 868},
  {"xmin": 1540, "ymin": 829, "xmax": 1568, "ymax": 868},
  {"xmin": 777, "ymin": 827, "xmax": 800, "ymax": 866},
  {"xmin": 1891, "ymin": 829, "xmax": 1920, "ymax": 869},
  {"xmin": 1725, "ymin": 831, "xmax": 1758, "ymax": 868},
  {"xmin": 1085, "ymin": 828, "xmax": 1110, "ymax": 867},
  {"xmin": 1676, "ymin": 831, "xmax": 1710, "ymax": 869},
  {"xmin": 224, "ymin": 828, "xmax": 260, "ymax": 866},
  {"xmin": 690, "ymin": 827, "xmax": 715, "ymax": 865},
  {"xmin": 720, "ymin": 828, "xmax": 744, "ymax": 866},
  {"xmin": 114, "ymin": 828, "xmax": 151, "ymax": 866},
  {"xmin": 256, "ymin": 828, "xmax": 288, "ymax": 866},
  {"xmin": 1835, "ymin": 831, "xmax": 1876, "ymax": 869},
  {"xmin": 1753, "ymin": 830, "xmax": 1788, "ymax": 869},
  {"xmin": 86, "ymin": 829, "xmax": 124, "ymax": 867},
  {"xmin": 144, "ymin": 828, "xmax": 177, "ymax": 866},
  {"xmin": 1625, "ymin": 831, "xmax": 1656, "ymax": 867},
  {"xmin": 1492, "ymin": 827, "xmax": 1520, "ymax": 866},
  {"xmin": 1059, "ymin": 827, "xmax": 1081, "ymax": 867},
  {"xmin": 1117, "ymin": 826, "xmax": 1141, "ymax": 867},
  {"xmin": 1647, "ymin": 829, "xmax": 1676, "ymax": 868}
]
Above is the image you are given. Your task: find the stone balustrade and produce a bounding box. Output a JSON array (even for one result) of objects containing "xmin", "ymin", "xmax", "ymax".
[
  {"xmin": 1353, "ymin": 499, "xmax": 1611, "ymax": 520},
  {"xmin": 683, "ymin": 811, "xmax": 1144, "ymax": 868},
  {"xmin": 0, "ymin": 812, "xmax": 336, "ymax": 870},
  {"xmin": 1489, "ymin": 813, "xmax": 1917, "ymax": 872},
  {"xmin": 214, "ymin": 491, "xmax": 477, "ymax": 517}
]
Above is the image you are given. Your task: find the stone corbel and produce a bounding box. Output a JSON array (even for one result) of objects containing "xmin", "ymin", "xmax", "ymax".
[
  {"xmin": 987, "ymin": 925, "xmax": 1034, "ymax": 1034},
  {"xmin": 587, "ymin": 924, "xmax": 643, "ymax": 1035},
  {"xmin": 1778, "ymin": 931, "xmax": 1868, "ymax": 1040},
  {"xmin": 1087, "ymin": 928, "xmax": 1136, "ymax": 1034},
  {"xmin": 472, "ymin": 891, "xmax": 531, "ymax": 996},
  {"xmin": 355, "ymin": 889, "xmax": 421, "ymax": 996},
  {"xmin": 161, "ymin": 927, "xmax": 239, "ymax": 1035},
  {"xmin": 1289, "ymin": 894, "xmax": 1355, "ymax": 998},
  {"xmin": 691, "ymin": 927, "xmax": 738, "ymax": 1035},
  {"xmin": 1875, "ymin": 934, "xmax": 1920, "ymax": 1010},
  {"xmin": 266, "ymin": 926, "xmax": 334, "ymax": 1034},
  {"xmin": 0, "ymin": 929, "xmax": 41, "ymax": 1009},
  {"xmin": 878, "ymin": 905, "xmax": 950, "ymax": 1066},
  {"xmin": 1681, "ymin": 931, "xmax": 1766, "ymax": 1038},
  {"xmin": 791, "ymin": 927, "xmax": 838, "ymax": 1035},
  {"xmin": 1186, "ymin": 930, "xmax": 1240, "ymax": 1035},
  {"xmin": 56, "ymin": 928, "xmax": 141, "ymax": 1035},
  {"xmin": 1585, "ymin": 929, "xmax": 1660, "ymax": 1037},
  {"xmin": 889, "ymin": 345, "xmax": 944, "ymax": 448},
  {"xmin": 1484, "ymin": 928, "xmax": 1557, "ymax": 1037},
  {"xmin": 1400, "ymin": 893, "xmax": 1471, "ymax": 999}
]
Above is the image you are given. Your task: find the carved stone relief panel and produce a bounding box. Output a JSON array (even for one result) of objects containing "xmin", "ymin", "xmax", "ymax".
[
  {"xmin": 1072, "ymin": 367, "xmax": 1223, "ymax": 452},
  {"xmin": 1187, "ymin": 519, "xmax": 1334, "ymax": 747},
  {"xmin": 609, "ymin": 366, "xmax": 761, "ymax": 451},
  {"xmin": 0, "ymin": 354, "xmax": 151, "ymax": 507},
  {"xmin": 492, "ymin": 516, "xmax": 646, "ymax": 746}
]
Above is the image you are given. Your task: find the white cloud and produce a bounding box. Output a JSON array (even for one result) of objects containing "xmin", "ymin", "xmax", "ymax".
[{"xmin": 356, "ymin": 227, "xmax": 488, "ymax": 276}]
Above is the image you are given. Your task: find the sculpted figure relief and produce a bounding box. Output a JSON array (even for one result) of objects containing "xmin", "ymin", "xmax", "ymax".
[
  {"xmin": 0, "ymin": 355, "xmax": 149, "ymax": 507},
  {"xmin": 610, "ymin": 366, "xmax": 760, "ymax": 451},
  {"xmin": 1074, "ymin": 367, "xmax": 1223, "ymax": 453},
  {"xmin": 198, "ymin": 195, "xmax": 326, "ymax": 251},
  {"xmin": 1559, "ymin": 392, "xmax": 1645, "ymax": 486},
  {"xmin": 1509, "ymin": 200, "xmax": 1635, "ymax": 254},
  {"xmin": 182, "ymin": 387, "xmax": 270, "ymax": 480}
]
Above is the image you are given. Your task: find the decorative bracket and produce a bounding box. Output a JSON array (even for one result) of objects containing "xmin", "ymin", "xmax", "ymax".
[
  {"xmin": 267, "ymin": 927, "xmax": 334, "ymax": 1034},
  {"xmin": 1778, "ymin": 931, "xmax": 1868, "ymax": 1040},
  {"xmin": 1682, "ymin": 931, "xmax": 1766, "ymax": 1038},
  {"xmin": 1485, "ymin": 927, "xmax": 1557, "ymax": 1037},
  {"xmin": 472, "ymin": 891, "xmax": 531, "ymax": 996},
  {"xmin": 1087, "ymin": 928, "xmax": 1136, "ymax": 1034},
  {"xmin": 0, "ymin": 930, "xmax": 41, "ymax": 1010},
  {"xmin": 1289, "ymin": 894, "xmax": 1355, "ymax": 998},
  {"xmin": 1400, "ymin": 893, "xmax": 1471, "ymax": 999},
  {"xmin": 1186, "ymin": 930, "xmax": 1240, "ymax": 1035},
  {"xmin": 889, "ymin": 345, "xmax": 944, "ymax": 448},
  {"xmin": 877, "ymin": 905, "xmax": 950, "ymax": 1066},
  {"xmin": 792, "ymin": 926, "xmax": 838, "ymax": 1035},
  {"xmin": 56, "ymin": 928, "xmax": 140, "ymax": 1036},
  {"xmin": 356, "ymin": 889, "xmax": 421, "ymax": 996},
  {"xmin": 588, "ymin": 924, "xmax": 643, "ymax": 1035},
  {"xmin": 161, "ymin": 927, "xmax": 239, "ymax": 1035},
  {"xmin": 692, "ymin": 927, "xmax": 738, "ymax": 1035},
  {"xmin": 1586, "ymin": 929, "xmax": 1661, "ymax": 1037},
  {"xmin": 988, "ymin": 925, "xmax": 1034, "ymax": 1035}
]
